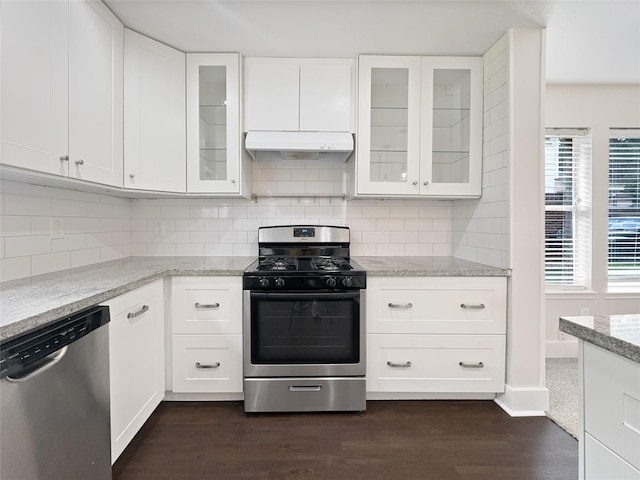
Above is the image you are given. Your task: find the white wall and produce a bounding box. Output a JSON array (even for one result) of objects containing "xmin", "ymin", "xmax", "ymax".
[{"xmin": 545, "ymin": 84, "xmax": 640, "ymax": 358}]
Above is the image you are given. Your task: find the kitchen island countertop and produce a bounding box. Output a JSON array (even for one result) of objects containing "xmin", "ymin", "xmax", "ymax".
[
  {"xmin": 559, "ymin": 314, "xmax": 640, "ymax": 363},
  {"xmin": 1, "ymin": 255, "xmax": 510, "ymax": 342}
]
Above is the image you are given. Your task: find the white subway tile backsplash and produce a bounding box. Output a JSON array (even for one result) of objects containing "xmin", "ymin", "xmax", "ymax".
[
  {"xmin": 162, "ymin": 206, "xmax": 190, "ymax": 219},
  {"xmin": 453, "ymin": 33, "xmax": 509, "ymax": 268},
  {"xmin": 52, "ymin": 198, "xmax": 87, "ymax": 217},
  {"xmin": 376, "ymin": 244, "xmax": 405, "ymax": 256},
  {"xmin": 406, "ymin": 243, "xmax": 433, "ymax": 256},
  {"xmin": 176, "ymin": 243, "xmax": 204, "ymax": 256},
  {"xmin": 52, "ymin": 234, "xmax": 86, "ymax": 253},
  {"xmin": 175, "ymin": 219, "xmax": 205, "ymax": 232},
  {"xmin": 86, "ymin": 202, "xmax": 114, "ymax": 219},
  {"xmin": 376, "ymin": 218, "xmax": 404, "ymax": 231},
  {"xmin": 70, "ymin": 248, "xmax": 101, "ymax": 268},
  {"xmin": 5, "ymin": 235, "xmax": 51, "ymax": 258},
  {"xmin": 31, "ymin": 252, "xmax": 70, "ymax": 276},
  {"xmin": 4, "ymin": 193, "xmax": 51, "ymax": 216},
  {"xmin": 0, "ymin": 256, "xmax": 31, "ymax": 281},
  {"xmin": 190, "ymin": 206, "xmax": 219, "ymax": 219},
  {"xmin": 1, "ymin": 216, "xmax": 31, "ymax": 237},
  {"xmin": 67, "ymin": 217, "xmax": 101, "ymax": 234},
  {"xmin": 205, "ymin": 243, "xmax": 234, "ymax": 256}
]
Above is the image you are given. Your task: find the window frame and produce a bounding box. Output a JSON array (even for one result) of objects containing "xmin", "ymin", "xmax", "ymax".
[{"xmin": 544, "ymin": 129, "xmax": 592, "ymax": 290}]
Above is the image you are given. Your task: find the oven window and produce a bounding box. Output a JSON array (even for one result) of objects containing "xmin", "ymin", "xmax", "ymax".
[{"xmin": 250, "ymin": 293, "xmax": 360, "ymax": 364}]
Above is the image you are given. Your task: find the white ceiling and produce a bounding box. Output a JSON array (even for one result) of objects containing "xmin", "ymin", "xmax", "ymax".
[{"xmin": 104, "ymin": 0, "xmax": 640, "ymax": 85}]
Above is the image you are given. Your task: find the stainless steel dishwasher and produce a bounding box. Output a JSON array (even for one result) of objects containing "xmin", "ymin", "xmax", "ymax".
[{"xmin": 0, "ymin": 305, "xmax": 111, "ymax": 480}]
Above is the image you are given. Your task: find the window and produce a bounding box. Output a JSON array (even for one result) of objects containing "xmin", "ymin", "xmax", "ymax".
[
  {"xmin": 608, "ymin": 129, "xmax": 640, "ymax": 282},
  {"xmin": 544, "ymin": 129, "xmax": 591, "ymax": 286}
]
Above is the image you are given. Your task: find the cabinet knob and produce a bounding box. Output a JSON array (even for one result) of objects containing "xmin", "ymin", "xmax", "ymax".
[
  {"xmin": 59, "ymin": 155, "xmax": 69, "ymax": 162},
  {"xmin": 412, "ymin": 181, "xmax": 418, "ymax": 186},
  {"xmin": 129, "ymin": 173, "xmax": 135, "ymax": 179},
  {"xmin": 231, "ymin": 179, "xmax": 236, "ymax": 184},
  {"xmin": 423, "ymin": 181, "xmax": 429, "ymax": 186},
  {"xmin": 75, "ymin": 159, "xmax": 84, "ymax": 166}
]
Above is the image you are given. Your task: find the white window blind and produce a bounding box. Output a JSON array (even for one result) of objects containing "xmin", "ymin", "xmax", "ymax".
[
  {"xmin": 544, "ymin": 129, "xmax": 591, "ymax": 286},
  {"xmin": 608, "ymin": 129, "xmax": 640, "ymax": 282}
]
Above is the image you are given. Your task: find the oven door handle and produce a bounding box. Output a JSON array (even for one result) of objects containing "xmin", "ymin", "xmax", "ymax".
[{"xmin": 249, "ymin": 291, "xmax": 361, "ymax": 301}]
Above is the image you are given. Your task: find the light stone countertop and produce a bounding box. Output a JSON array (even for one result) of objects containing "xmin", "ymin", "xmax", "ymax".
[
  {"xmin": 353, "ymin": 256, "xmax": 510, "ymax": 277},
  {"xmin": 1, "ymin": 255, "xmax": 510, "ymax": 342},
  {"xmin": 0, "ymin": 256, "xmax": 255, "ymax": 342},
  {"xmin": 559, "ymin": 314, "xmax": 640, "ymax": 364}
]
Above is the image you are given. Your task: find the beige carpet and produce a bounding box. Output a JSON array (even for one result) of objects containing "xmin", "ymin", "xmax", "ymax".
[{"xmin": 545, "ymin": 357, "xmax": 579, "ymax": 439}]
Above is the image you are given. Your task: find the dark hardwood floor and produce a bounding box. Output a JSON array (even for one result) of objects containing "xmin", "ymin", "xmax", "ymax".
[{"xmin": 113, "ymin": 400, "xmax": 578, "ymax": 480}]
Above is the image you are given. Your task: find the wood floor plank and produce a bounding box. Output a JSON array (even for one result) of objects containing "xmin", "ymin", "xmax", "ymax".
[{"xmin": 113, "ymin": 400, "xmax": 578, "ymax": 480}]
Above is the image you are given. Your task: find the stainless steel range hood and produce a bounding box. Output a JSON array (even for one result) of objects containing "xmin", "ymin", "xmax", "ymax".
[{"xmin": 244, "ymin": 131, "xmax": 354, "ymax": 162}]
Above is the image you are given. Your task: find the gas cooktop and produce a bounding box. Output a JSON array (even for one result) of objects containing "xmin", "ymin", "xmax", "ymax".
[{"xmin": 243, "ymin": 225, "xmax": 366, "ymax": 291}]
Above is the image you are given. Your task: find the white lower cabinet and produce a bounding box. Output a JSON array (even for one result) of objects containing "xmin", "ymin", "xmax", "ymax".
[
  {"xmin": 581, "ymin": 342, "xmax": 640, "ymax": 479},
  {"xmin": 170, "ymin": 277, "xmax": 243, "ymax": 396},
  {"xmin": 107, "ymin": 280, "xmax": 165, "ymax": 464},
  {"xmin": 366, "ymin": 276, "xmax": 507, "ymax": 398}
]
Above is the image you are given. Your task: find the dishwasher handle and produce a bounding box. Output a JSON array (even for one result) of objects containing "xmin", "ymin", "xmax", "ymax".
[{"xmin": 5, "ymin": 346, "xmax": 69, "ymax": 383}]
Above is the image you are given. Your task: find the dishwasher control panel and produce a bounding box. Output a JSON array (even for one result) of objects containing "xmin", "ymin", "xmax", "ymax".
[{"xmin": 0, "ymin": 306, "xmax": 109, "ymax": 379}]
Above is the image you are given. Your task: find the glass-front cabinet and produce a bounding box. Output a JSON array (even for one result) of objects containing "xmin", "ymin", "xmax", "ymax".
[
  {"xmin": 186, "ymin": 53, "xmax": 249, "ymax": 195},
  {"xmin": 356, "ymin": 55, "xmax": 482, "ymax": 198}
]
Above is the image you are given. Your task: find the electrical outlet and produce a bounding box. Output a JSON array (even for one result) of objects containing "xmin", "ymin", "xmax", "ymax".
[
  {"xmin": 559, "ymin": 331, "xmax": 573, "ymax": 341},
  {"xmin": 153, "ymin": 220, "xmax": 165, "ymax": 237},
  {"xmin": 51, "ymin": 217, "xmax": 65, "ymax": 239}
]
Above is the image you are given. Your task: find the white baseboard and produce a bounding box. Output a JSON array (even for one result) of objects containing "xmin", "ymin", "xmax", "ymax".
[
  {"xmin": 546, "ymin": 340, "xmax": 578, "ymax": 358},
  {"xmin": 494, "ymin": 384, "xmax": 549, "ymax": 416}
]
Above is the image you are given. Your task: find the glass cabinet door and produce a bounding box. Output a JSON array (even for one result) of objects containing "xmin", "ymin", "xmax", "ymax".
[
  {"xmin": 186, "ymin": 53, "xmax": 241, "ymax": 194},
  {"xmin": 420, "ymin": 57, "xmax": 483, "ymax": 196},
  {"xmin": 357, "ymin": 56, "xmax": 422, "ymax": 195}
]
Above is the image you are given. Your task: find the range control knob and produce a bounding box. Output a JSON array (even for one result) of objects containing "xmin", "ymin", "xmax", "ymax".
[
  {"xmin": 341, "ymin": 276, "xmax": 353, "ymax": 288},
  {"xmin": 326, "ymin": 277, "xmax": 337, "ymax": 288},
  {"xmin": 275, "ymin": 277, "xmax": 285, "ymax": 288},
  {"xmin": 259, "ymin": 277, "xmax": 269, "ymax": 287}
]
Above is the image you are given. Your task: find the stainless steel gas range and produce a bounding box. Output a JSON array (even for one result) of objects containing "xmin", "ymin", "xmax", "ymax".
[{"xmin": 243, "ymin": 225, "xmax": 366, "ymax": 414}]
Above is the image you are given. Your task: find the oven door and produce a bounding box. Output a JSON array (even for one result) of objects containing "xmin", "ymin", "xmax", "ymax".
[{"xmin": 243, "ymin": 290, "xmax": 365, "ymax": 377}]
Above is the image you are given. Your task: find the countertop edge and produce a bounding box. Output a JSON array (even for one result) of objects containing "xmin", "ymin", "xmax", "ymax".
[
  {"xmin": 559, "ymin": 317, "xmax": 640, "ymax": 364},
  {"xmin": 1, "ymin": 255, "xmax": 510, "ymax": 342}
]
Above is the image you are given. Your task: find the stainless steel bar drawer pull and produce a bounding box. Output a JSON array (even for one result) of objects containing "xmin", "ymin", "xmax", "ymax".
[
  {"xmin": 460, "ymin": 303, "xmax": 485, "ymax": 310},
  {"xmin": 195, "ymin": 302, "xmax": 220, "ymax": 309},
  {"xmin": 387, "ymin": 361, "xmax": 412, "ymax": 368},
  {"xmin": 459, "ymin": 361, "xmax": 484, "ymax": 368},
  {"xmin": 195, "ymin": 362, "xmax": 220, "ymax": 369},
  {"xmin": 288, "ymin": 385, "xmax": 322, "ymax": 392},
  {"xmin": 388, "ymin": 302, "xmax": 413, "ymax": 309},
  {"xmin": 127, "ymin": 305, "xmax": 149, "ymax": 319}
]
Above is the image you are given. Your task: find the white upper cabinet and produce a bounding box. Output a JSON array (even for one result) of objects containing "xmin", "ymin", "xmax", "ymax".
[
  {"xmin": 1, "ymin": 0, "xmax": 124, "ymax": 188},
  {"xmin": 124, "ymin": 29, "xmax": 186, "ymax": 193},
  {"xmin": 186, "ymin": 53, "xmax": 250, "ymax": 195},
  {"xmin": 356, "ymin": 55, "xmax": 482, "ymax": 198},
  {"xmin": 244, "ymin": 57, "xmax": 354, "ymax": 133},
  {"xmin": 1, "ymin": 0, "xmax": 69, "ymax": 176},
  {"xmin": 68, "ymin": 0, "xmax": 123, "ymax": 187}
]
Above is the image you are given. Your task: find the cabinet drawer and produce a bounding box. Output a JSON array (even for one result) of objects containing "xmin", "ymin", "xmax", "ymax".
[
  {"xmin": 171, "ymin": 276, "xmax": 242, "ymax": 334},
  {"xmin": 367, "ymin": 334, "xmax": 505, "ymax": 393},
  {"xmin": 584, "ymin": 343, "xmax": 640, "ymax": 470},
  {"xmin": 171, "ymin": 335, "xmax": 242, "ymax": 393},
  {"xmin": 585, "ymin": 433, "xmax": 640, "ymax": 480},
  {"xmin": 367, "ymin": 277, "xmax": 506, "ymax": 334}
]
